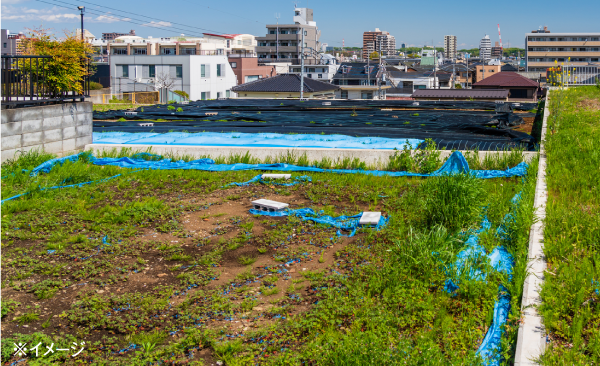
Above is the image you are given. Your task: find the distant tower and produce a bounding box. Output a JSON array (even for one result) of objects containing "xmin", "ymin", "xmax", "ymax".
[
  {"xmin": 479, "ymin": 35, "xmax": 492, "ymax": 59},
  {"xmin": 444, "ymin": 35, "xmax": 457, "ymax": 59}
]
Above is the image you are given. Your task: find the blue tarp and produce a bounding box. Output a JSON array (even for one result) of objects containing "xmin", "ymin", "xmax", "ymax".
[
  {"xmin": 249, "ymin": 207, "xmax": 388, "ymax": 237},
  {"xmin": 93, "ymin": 131, "xmax": 424, "ymax": 150}
]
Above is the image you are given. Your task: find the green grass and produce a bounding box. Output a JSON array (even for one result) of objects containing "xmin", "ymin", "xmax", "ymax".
[
  {"xmin": 0, "ymin": 148, "xmax": 538, "ymax": 365},
  {"xmin": 538, "ymin": 86, "xmax": 600, "ymax": 364}
]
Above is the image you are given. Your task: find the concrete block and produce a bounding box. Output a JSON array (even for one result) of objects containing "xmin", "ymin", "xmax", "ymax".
[
  {"xmin": 1, "ymin": 109, "xmax": 22, "ymax": 124},
  {"xmin": 22, "ymin": 119, "xmax": 43, "ymax": 133},
  {"xmin": 1, "ymin": 148, "xmax": 17, "ymax": 163},
  {"xmin": 262, "ymin": 174, "xmax": 291, "ymax": 180},
  {"xmin": 43, "ymin": 140, "xmax": 63, "ymax": 154},
  {"xmin": 20, "ymin": 106, "xmax": 44, "ymax": 122},
  {"xmin": 77, "ymin": 101, "xmax": 93, "ymax": 113},
  {"xmin": 1, "ymin": 135, "xmax": 22, "ymax": 150},
  {"xmin": 42, "ymin": 103, "xmax": 68, "ymax": 118},
  {"xmin": 21, "ymin": 131, "xmax": 43, "ymax": 147},
  {"xmin": 76, "ymin": 124, "xmax": 92, "ymax": 137},
  {"xmin": 251, "ymin": 199, "xmax": 288, "ymax": 212},
  {"xmin": 1, "ymin": 122, "xmax": 22, "ymax": 137},
  {"xmin": 63, "ymin": 112, "xmax": 76, "ymax": 128},
  {"xmin": 43, "ymin": 128, "xmax": 63, "ymax": 143},
  {"xmin": 359, "ymin": 212, "xmax": 381, "ymax": 226},
  {"xmin": 76, "ymin": 135, "xmax": 92, "ymax": 149},
  {"xmin": 63, "ymin": 126, "xmax": 77, "ymax": 140},
  {"xmin": 77, "ymin": 112, "xmax": 92, "ymax": 126},
  {"xmin": 43, "ymin": 116, "xmax": 63, "ymax": 130},
  {"xmin": 63, "ymin": 138, "xmax": 77, "ymax": 152}
]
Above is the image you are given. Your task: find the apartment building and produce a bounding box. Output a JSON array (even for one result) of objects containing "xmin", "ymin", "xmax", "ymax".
[
  {"xmin": 1, "ymin": 29, "xmax": 26, "ymax": 55},
  {"xmin": 363, "ymin": 28, "xmax": 396, "ymax": 57},
  {"xmin": 110, "ymin": 55, "xmax": 237, "ymax": 100},
  {"xmin": 228, "ymin": 56, "xmax": 277, "ymax": 84},
  {"xmin": 479, "ymin": 35, "xmax": 492, "ymax": 59},
  {"xmin": 444, "ymin": 35, "xmax": 457, "ymax": 59},
  {"xmin": 491, "ymin": 42, "xmax": 502, "ymax": 59},
  {"xmin": 525, "ymin": 30, "xmax": 600, "ymax": 72},
  {"xmin": 102, "ymin": 30, "xmax": 136, "ymax": 41},
  {"xmin": 255, "ymin": 8, "xmax": 320, "ymax": 64}
]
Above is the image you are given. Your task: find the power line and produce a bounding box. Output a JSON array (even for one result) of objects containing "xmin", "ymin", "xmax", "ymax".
[{"xmin": 35, "ymin": 0, "xmax": 224, "ymax": 37}]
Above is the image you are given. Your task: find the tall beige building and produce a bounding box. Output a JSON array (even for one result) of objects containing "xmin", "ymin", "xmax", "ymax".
[
  {"xmin": 525, "ymin": 28, "xmax": 600, "ymax": 72},
  {"xmin": 444, "ymin": 35, "xmax": 457, "ymax": 59}
]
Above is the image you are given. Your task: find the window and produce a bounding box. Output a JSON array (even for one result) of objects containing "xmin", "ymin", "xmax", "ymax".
[
  {"xmin": 201, "ymin": 64, "xmax": 210, "ymax": 78},
  {"xmin": 341, "ymin": 90, "xmax": 348, "ymax": 99},
  {"xmin": 201, "ymin": 92, "xmax": 210, "ymax": 100},
  {"xmin": 3, "ymin": 43, "xmax": 6, "ymax": 48},
  {"xmin": 592, "ymin": 38, "xmax": 600, "ymax": 41},
  {"xmin": 291, "ymin": 30, "xmax": 298, "ymax": 35},
  {"xmin": 230, "ymin": 62, "xmax": 237, "ymax": 68},
  {"xmin": 133, "ymin": 48, "xmax": 146, "ymax": 55},
  {"xmin": 279, "ymin": 30, "xmax": 288, "ymax": 34},
  {"xmin": 245, "ymin": 75, "xmax": 259, "ymax": 83},
  {"xmin": 226, "ymin": 90, "xmax": 230, "ymax": 98},
  {"xmin": 269, "ymin": 30, "xmax": 276, "ymax": 34},
  {"xmin": 549, "ymin": 38, "xmax": 556, "ymax": 41},
  {"xmin": 592, "ymin": 58, "xmax": 599, "ymax": 62},
  {"xmin": 308, "ymin": 68, "xmax": 315, "ymax": 72},
  {"xmin": 121, "ymin": 65, "xmax": 129, "ymax": 78},
  {"xmin": 227, "ymin": 40, "xmax": 230, "ymax": 48},
  {"xmin": 307, "ymin": 74, "xmax": 312, "ymax": 78},
  {"xmin": 259, "ymin": 42, "xmax": 267, "ymax": 46},
  {"xmin": 304, "ymin": 43, "xmax": 307, "ymax": 47},
  {"xmin": 290, "ymin": 42, "xmax": 297, "ymax": 46},
  {"xmin": 113, "ymin": 48, "xmax": 127, "ymax": 55},
  {"xmin": 176, "ymin": 66, "xmax": 182, "ymax": 78},
  {"xmin": 149, "ymin": 65, "xmax": 155, "ymax": 78},
  {"xmin": 217, "ymin": 92, "xmax": 221, "ymax": 99},
  {"xmin": 292, "ymin": 68, "xmax": 301, "ymax": 72},
  {"xmin": 361, "ymin": 92, "xmax": 373, "ymax": 99},
  {"xmin": 304, "ymin": 31, "xmax": 308, "ymax": 36},
  {"xmin": 318, "ymin": 74, "xmax": 323, "ymax": 79},
  {"xmin": 217, "ymin": 64, "xmax": 222, "ymax": 77},
  {"xmin": 269, "ymin": 42, "xmax": 276, "ymax": 47},
  {"xmin": 338, "ymin": 79, "xmax": 348, "ymax": 85},
  {"xmin": 280, "ymin": 42, "xmax": 288, "ymax": 47}
]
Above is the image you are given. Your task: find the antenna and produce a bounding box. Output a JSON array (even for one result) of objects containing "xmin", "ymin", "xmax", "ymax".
[{"xmin": 275, "ymin": 13, "xmax": 280, "ymax": 24}]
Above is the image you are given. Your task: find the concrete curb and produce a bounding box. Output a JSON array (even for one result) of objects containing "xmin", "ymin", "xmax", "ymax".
[
  {"xmin": 83, "ymin": 144, "xmax": 537, "ymax": 169},
  {"xmin": 514, "ymin": 97, "xmax": 549, "ymax": 365}
]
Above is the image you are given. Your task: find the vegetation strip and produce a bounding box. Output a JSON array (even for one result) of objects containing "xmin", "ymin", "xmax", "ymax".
[{"xmin": 537, "ymin": 86, "xmax": 600, "ymax": 364}]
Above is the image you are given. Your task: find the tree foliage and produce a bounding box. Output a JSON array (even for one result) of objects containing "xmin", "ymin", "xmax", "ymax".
[
  {"xmin": 369, "ymin": 51, "xmax": 379, "ymax": 59},
  {"xmin": 19, "ymin": 27, "xmax": 94, "ymax": 97}
]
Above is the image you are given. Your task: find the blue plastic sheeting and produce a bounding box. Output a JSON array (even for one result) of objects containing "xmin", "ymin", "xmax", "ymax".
[
  {"xmin": 249, "ymin": 207, "xmax": 388, "ymax": 237},
  {"xmin": 225, "ymin": 174, "xmax": 311, "ymax": 187},
  {"xmin": 478, "ymin": 289, "xmax": 511, "ymax": 364},
  {"xmin": 91, "ymin": 151, "xmax": 528, "ymax": 179},
  {"xmin": 93, "ymin": 131, "xmax": 424, "ymax": 150},
  {"xmin": 31, "ymin": 153, "xmax": 86, "ymax": 176}
]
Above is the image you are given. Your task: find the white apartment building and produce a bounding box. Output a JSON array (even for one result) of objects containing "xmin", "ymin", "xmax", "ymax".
[
  {"xmin": 444, "ymin": 35, "xmax": 457, "ymax": 59},
  {"xmin": 377, "ymin": 32, "xmax": 396, "ymax": 57},
  {"xmin": 110, "ymin": 55, "xmax": 238, "ymax": 100},
  {"xmin": 288, "ymin": 63, "xmax": 340, "ymax": 82},
  {"xmin": 91, "ymin": 34, "xmax": 257, "ymax": 63},
  {"xmin": 479, "ymin": 35, "xmax": 492, "ymax": 59}
]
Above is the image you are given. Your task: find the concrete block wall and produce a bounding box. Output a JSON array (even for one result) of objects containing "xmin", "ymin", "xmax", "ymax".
[{"xmin": 1, "ymin": 102, "xmax": 93, "ymax": 162}]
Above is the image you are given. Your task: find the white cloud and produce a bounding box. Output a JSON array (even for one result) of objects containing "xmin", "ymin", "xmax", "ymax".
[
  {"xmin": 460, "ymin": 43, "xmax": 466, "ymax": 46},
  {"xmin": 142, "ymin": 21, "xmax": 172, "ymax": 28},
  {"xmin": 1, "ymin": 6, "xmax": 131, "ymax": 24}
]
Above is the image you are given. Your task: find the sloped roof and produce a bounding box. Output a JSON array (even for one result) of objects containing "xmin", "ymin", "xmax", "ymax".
[
  {"xmin": 501, "ymin": 64, "xmax": 519, "ymax": 72},
  {"xmin": 473, "ymin": 72, "xmax": 539, "ymax": 87},
  {"xmin": 333, "ymin": 62, "xmax": 380, "ymax": 80},
  {"xmin": 412, "ymin": 89, "xmax": 509, "ymax": 99},
  {"xmin": 231, "ymin": 74, "xmax": 339, "ymax": 93},
  {"xmin": 202, "ymin": 33, "xmax": 240, "ymax": 39}
]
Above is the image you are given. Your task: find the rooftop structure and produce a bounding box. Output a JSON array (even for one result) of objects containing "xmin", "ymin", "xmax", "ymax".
[{"xmin": 525, "ymin": 30, "xmax": 600, "ymax": 72}]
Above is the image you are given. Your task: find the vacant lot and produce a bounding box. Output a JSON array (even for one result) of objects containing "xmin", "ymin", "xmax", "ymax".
[{"xmin": 1, "ymin": 149, "xmax": 536, "ymax": 365}]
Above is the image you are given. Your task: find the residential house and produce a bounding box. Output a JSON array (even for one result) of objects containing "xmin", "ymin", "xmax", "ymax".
[
  {"xmin": 331, "ymin": 62, "xmax": 391, "ymax": 99},
  {"xmin": 228, "ymin": 56, "xmax": 277, "ymax": 85},
  {"xmin": 110, "ymin": 55, "xmax": 238, "ymax": 100},
  {"xmin": 475, "ymin": 64, "xmax": 501, "ymax": 82},
  {"xmin": 472, "ymin": 72, "xmax": 539, "ymax": 100},
  {"xmin": 231, "ymin": 74, "xmax": 339, "ymax": 99}
]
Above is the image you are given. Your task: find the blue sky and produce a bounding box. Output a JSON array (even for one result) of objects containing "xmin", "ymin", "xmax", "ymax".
[{"xmin": 2, "ymin": 0, "xmax": 599, "ymax": 49}]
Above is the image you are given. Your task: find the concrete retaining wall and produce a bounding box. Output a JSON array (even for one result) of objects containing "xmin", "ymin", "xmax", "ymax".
[
  {"xmin": 84, "ymin": 144, "xmax": 537, "ymax": 168},
  {"xmin": 1, "ymin": 102, "xmax": 93, "ymax": 162}
]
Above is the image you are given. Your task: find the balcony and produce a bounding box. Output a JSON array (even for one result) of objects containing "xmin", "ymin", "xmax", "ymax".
[
  {"xmin": 528, "ymin": 41, "xmax": 600, "ymax": 47},
  {"xmin": 528, "ymin": 51, "xmax": 600, "ymax": 57}
]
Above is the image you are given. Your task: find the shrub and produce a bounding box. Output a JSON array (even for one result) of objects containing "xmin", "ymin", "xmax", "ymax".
[
  {"xmin": 421, "ymin": 173, "xmax": 485, "ymax": 231},
  {"xmin": 176, "ymin": 107, "xmax": 183, "ymax": 112},
  {"xmin": 172, "ymin": 90, "xmax": 189, "ymax": 99},
  {"xmin": 167, "ymin": 100, "xmax": 177, "ymax": 104},
  {"xmin": 89, "ymin": 81, "xmax": 104, "ymax": 90},
  {"xmin": 167, "ymin": 105, "xmax": 176, "ymax": 110}
]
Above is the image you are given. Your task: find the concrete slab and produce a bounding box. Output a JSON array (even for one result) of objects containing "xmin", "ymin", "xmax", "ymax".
[
  {"xmin": 514, "ymin": 95, "xmax": 550, "ymax": 366},
  {"xmin": 1, "ymin": 121, "xmax": 22, "ymax": 137},
  {"xmin": 43, "ymin": 128, "xmax": 63, "ymax": 143},
  {"xmin": 21, "ymin": 131, "xmax": 43, "ymax": 147},
  {"xmin": 1, "ymin": 135, "xmax": 22, "ymax": 150},
  {"xmin": 22, "ymin": 119, "xmax": 43, "ymax": 134},
  {"xmin": 359, "ymin": 212, "xmax": 381, "ymax": 226},
  {"xmin": 251, "ymin": 199, "xmax": 289, "ymax": 212},
  {"xmin": 262, "ymin": 174, "xmax": 291, "ymax": 180}
]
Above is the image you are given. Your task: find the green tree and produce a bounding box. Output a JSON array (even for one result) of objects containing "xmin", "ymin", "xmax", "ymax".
[
  {"xmin": 18, "ymin": 27, "xmax": 94, "ymax": 97},
  {"xmin": 369, "ymin": 51, "xmax": 379, "ymax": 59}
]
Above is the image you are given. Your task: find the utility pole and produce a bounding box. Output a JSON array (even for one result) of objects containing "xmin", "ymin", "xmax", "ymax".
[
  {"xmin": 78, "ymin": 6, "xmax": 85, "ymax": 42},
  {"xmin": 378, "ymin": 41, "xmax": 382, "ymax": 99},
  {"xmin": 300, "ymin": 29, "xmax": 305, "ymax": 99},
  {"xmin": 275, "ymin": 13, "xmax": 280, "ymax": 61},
  {"xmin": 434, "ymin": 49, "xmax": 437, "ymax": 89}
]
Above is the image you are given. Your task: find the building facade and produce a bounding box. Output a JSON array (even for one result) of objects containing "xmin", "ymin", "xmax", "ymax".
[
  {"xmin": 102, "ymin": 30, "xmax": 136, "ymax": 41},
  {"xmin": 363, "ymin": 28, "xmax": 396, "ymax": 57},
  {"xmin": 444, "ymin": 35, "xmax": 457, "ymax": 59},
  {"xmin": 525, "ymin": 31, "xmax": 600, "ymax": 72},
  {"xmin": 110, "ymin": 55, "xmax": 237, "ymax": 100},
  {"xmin": 479, "ymin": 35, "xmax": 492, "ymax": 59},
  {"xmin": 228, "ymin": 56, "xmax": 277, "ymax": 84},
  {"xmin": 1, "ymin": 29, "xmax": 25, "ymax": 55},
  {"xmin": 255, "ymin": 8, "xmax": 320, "ymax": 64}
]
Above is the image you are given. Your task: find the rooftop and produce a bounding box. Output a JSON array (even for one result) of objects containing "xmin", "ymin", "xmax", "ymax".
[
  {"xmin": 231, "ymin": 74, "xmax": 339, "ymax": 93},
  {"xmin": 473, "ymin": 72, "xmax": 539, "ymax": 88}
]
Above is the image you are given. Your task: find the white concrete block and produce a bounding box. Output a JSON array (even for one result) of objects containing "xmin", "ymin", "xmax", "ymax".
[
  {"xmin": 1, "ymin": 148, "xmax": 17, "ymax": 163},
  {"xmin": 63, "ymin": 138, "xmax": 76, "ymax": 152},
  {"xmin": 43, "ymin": 128, "xmax": 63, "ymax": 143},
  {"xmin": 20, "ymin": 106, "xmax": 44, "ymax": 122},
  {"xmin": 21, "ymin": 131, "xmax": 43, "ymax": 147},
  {"xmin": 63, "ymin": 112, "xmax": 76, "ymax": 128},
  {"xmin": 76, "ymin": 136, "xmax": 93, "ymax": 149},
  {"xmin": 63, "ymin": 126, "xmax": 77, "ymax": 140},
  {"xmin": 77, "ymin": 124, "xmax": 92, "ymax": 137},
  {"xmin": 125, "ymin": 111, "xmax": 137, "ymax": 116},
  {"xmin": 22, "ymin": 119, "xmax": 43, "ymax": 133},
  {"xmin": 1, "ymin": 109, "xmax": 22, "ymax": 124},
  {"xmin": 261, "ymin": 174, "xmax": 291, "ymax": 180},
  {"xmin": 43, "ymin": 140, "xmax": 63, "ymax": 154},
  {"xmin": 359, "ymin": 212, "xmax": 381, "ymax": 226},
  {"xmin": 43, "ymin": 116, "xmax": 63, "ymax": 130},
  {"xmin": 251, "ymin": 199, "xmax": 289, "ymax": 212},
  {"xmin": 1, "ymin": 122, "xmax": 22, "ymax": 137},
  {"xmin": 1, "ymin": 135, "xmax": 22, "ymax": 150}
]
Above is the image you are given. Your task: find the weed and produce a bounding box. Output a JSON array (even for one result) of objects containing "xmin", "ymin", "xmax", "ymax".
[
  {"xmin": 238, "ymin": 255, "xmax": 257, "ymax": 265},
  {"xmin": 15, "ymin": 312, "xmax": 39, "ymax": 325}
]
